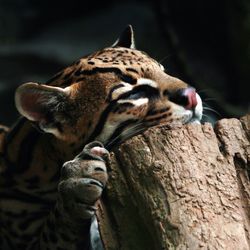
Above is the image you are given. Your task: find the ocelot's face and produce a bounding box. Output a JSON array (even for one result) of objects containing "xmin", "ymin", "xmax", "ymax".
[{"xmin": 15, "ymin": 26, "xmax": 203, "ymax": 149}]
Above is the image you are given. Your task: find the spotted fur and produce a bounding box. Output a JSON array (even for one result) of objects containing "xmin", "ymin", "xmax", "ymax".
[{"xmin": 0, "ymin": 26, "xmax": 203, "ymax": 249}]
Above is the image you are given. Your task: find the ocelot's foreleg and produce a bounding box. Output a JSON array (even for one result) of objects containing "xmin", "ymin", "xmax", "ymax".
[{"xmin": 28, "ymin": 142, "xmax": 109, "ymax": 250}]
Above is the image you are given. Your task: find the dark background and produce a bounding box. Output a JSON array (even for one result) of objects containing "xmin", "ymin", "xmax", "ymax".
[{"xmin": 0, "ymin": 0, "xmax": 249, "ymax": 126}]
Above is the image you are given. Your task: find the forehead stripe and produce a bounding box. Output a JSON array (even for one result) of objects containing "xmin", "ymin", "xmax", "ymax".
[
  {"xmin": 76, "ymin": 67, "xmax": 137, "ymax": 85},
  {"xmin": 126, "ymin": 68, "xmax": 139, "ymax": 74}
]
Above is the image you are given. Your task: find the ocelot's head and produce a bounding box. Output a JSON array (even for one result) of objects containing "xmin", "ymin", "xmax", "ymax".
[{"xmin": 15, "ymin": 26, "xmax": 202, "ymax": 149}]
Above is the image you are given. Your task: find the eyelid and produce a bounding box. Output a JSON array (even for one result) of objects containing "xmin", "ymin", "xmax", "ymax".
[{"xmin": 110, "ymin": 82, "xmax": 133, "ymax": 101}]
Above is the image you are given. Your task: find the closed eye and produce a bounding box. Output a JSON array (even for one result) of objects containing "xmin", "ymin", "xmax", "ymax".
[{"xmin": 117, "ymin": 85, "xmax": 159, "ymax": 101}]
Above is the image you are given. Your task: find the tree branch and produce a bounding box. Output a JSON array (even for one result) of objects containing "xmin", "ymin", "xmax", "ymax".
[{"xmin": 97, "ymin": 115, "xmax": 250, "ymax": 249}]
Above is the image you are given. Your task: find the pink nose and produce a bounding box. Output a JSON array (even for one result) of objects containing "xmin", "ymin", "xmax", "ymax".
[{"xmin": 183, "ymin": 87, "xmax": 198, "ymax": 109}]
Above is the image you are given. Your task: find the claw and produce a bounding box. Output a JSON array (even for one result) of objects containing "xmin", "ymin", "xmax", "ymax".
[{"xmin": 90, "ymin": 146, "xmax": 109, "ymax": 158}]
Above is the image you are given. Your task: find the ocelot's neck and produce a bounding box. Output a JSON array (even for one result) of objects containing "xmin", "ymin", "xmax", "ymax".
[{"xmin": 4, "ymin": 118, "xmax": 81, "ymax": 185}]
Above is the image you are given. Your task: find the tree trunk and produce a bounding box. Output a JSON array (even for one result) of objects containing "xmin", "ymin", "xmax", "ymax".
[{"xmin": 96, "ymin": 115, "xmax": 250, "ymax": 250}]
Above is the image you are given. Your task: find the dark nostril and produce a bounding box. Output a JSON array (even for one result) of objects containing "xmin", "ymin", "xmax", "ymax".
[{"xmin": 167, "ymin": 87, "xmax": 197, "ymax": 109}]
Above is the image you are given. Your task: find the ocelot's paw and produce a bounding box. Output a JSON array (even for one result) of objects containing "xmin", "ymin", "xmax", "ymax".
[{"xmin": 58, "ymin": 141, "xmax": 109, "ymax": 219}]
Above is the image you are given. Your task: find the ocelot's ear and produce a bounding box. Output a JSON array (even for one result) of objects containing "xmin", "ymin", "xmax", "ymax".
[
  {"xmin": 15, "ymin": 82, "xmax": 71, "ymax": 136},
  {"xmin": 112, "ymin": 25, "xmax": 136, "ymax": 49}
]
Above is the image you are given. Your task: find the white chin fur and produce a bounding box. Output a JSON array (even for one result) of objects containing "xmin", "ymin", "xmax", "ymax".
[
  {"xmin": 194, "ymin": 93, "xmax": 203, "ymax": 121},
  {"xmin": 189, "ymin": 119, "xmax": 201, "ymax": 124},
  {"xmin": 171, "ymin": 92, "xmax": 203, "ymax": 124}
]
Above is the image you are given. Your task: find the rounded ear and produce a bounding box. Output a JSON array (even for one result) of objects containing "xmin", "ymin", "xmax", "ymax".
[
  {"xmin": 15, "ymin": 82, "xmax": 70, "ymax": 135},
  {"xmin": 112, "ymin": 25, "xmax": 136, "ymax": 49}
]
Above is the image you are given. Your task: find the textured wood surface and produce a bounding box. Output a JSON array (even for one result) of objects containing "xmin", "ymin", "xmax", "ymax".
[{"xmin": 97, "ymin": 115, "xmax": 250, "ymax": 250}]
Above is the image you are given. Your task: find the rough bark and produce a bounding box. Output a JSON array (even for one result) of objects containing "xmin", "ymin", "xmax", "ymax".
[{"xmin": 97, "ymin": 115, "xmax": 250, "ymax": 250}]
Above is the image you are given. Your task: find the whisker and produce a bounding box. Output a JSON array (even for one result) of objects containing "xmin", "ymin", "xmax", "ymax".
[
  {"xmin": 105, "ymin": 121, "xmax": 144, "ymax": 149},
  {"xmin": 203, "ymin": 97, "xmax": 217, "ymax": 102},
  {"xmin": 203, "ymin": 107, "xmax": 221, "ymax": 117},
  {"xmin": 106, "ymin": 126, "xmax": 144, "ymax": 150},
  {"xmin": 118, "ymin": 126, "xmax": 146, "ymax": 145},
  {"xmin": 202, "ymin": 114, "xmax": 210, "ymax": 120},
  {"xmin": 158, "ymin": 55, "xmax": 171, "ymax": 64}
]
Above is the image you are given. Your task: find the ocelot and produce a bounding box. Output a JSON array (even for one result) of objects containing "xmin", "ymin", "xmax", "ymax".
[{"xmin": 0, "ymin": 25, "xmax": 203, "ymax": 249}]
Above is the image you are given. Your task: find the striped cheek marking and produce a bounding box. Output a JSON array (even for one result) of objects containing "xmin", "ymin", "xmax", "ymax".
[
  {"xmin": 88, "ymin": 79, "xmax": 158, "ymax": 146},
  {"xmin": 117, "ymin": 98, "xmax": 148, "ymax": 106}
]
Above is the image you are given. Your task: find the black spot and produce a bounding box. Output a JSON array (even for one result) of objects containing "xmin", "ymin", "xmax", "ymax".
[
  {"xmin": 76, "ymin": 67, "xmax": 137, "ymax": 85},
  {"xmin": 147, "ymin": 107, "xmax": 170, "ymax": 116},
  {"xmin": 74, "ymin": 68, "xmax": 82, "ymax": 76},
  {"xmin": 146, "ymin": 113, "xmax": 169, "ymax": 122},
  {"xmin": 163, "ymin": 89, "xmax": 170, "ymax": 96},
  {"xmin": 126, "ymin": 68, "xmax": 139, "ymax": 74},
  {"xmin": 88, "ymin": 61, "xmax": 95, "ymax": 65}
]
